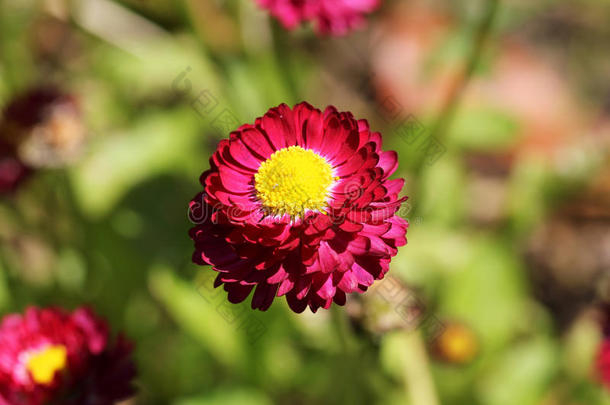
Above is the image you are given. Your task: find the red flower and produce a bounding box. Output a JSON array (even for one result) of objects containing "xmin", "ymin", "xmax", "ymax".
[
  {"xmin": 0, "ymin": 307, "xmax": 136, "ymax": 405},
  {"xmin": 255, "ymin": 0, "xmax": 380, "ymax": 35},
  {"xmin": 0, "ymin": 153, "xmax": 30, "ymax": 194},
  {"xmin": 598, "ymin": 338, "xmax": 610, "ymax": 389},
  {"xmin": 0, "ymin": 85, "xmax": 86, "ymax": 195},
  {"xmin": 189, "ymin": 102, "xmax": 408, "ymax": 313}
]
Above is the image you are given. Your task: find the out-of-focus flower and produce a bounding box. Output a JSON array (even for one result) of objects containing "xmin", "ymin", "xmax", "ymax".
[
  {"xmin": 0, "ymin": 85, "xmax": 86, "ymax": 194},
  {"xmin": 372, "ymin": 1, "xmax": 584, "ymax": 162},
  {"xmin": 432, "ymin": 322, "xmax": 478, "ymax": 365},
  {"xmin": 189, "ymin": 102, "xmax": 408, "ymax": 313},
  {"xmin": 597, "ymin": 338, "xmax": 610, "ymax": 389},
  {"xmin": 255, "ymin": 0, "xmax": 380, "ymax": 36},
  {"xmin": 0, "ymin": 151, "xmax": 30, "ymax": 194},
  {"xmin": 0, "ymin": 85, "xmax": 86, "ymax": 170},
  {"xmin": 596, "ymin": 306, "xmax": 610, "ymax": 389},
  {"xmin": 372, "ymin": 1, "xmax": 457, "ymax": 116},
  {"xmin": 0, "ymin": 307, "xmax": 136, "ymax": 405}
]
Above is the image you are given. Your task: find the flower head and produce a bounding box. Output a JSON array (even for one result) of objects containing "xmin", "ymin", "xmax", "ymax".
[
  {"xmin": 189, "ymin": 102, "xmax": 408, "ymax": 313},
  {"xmin": 0, "ymin": 152, "xmax": 30, "ymax": 194},
  {"xmin": 432, "ymin": 322, "xmax": 478, "ymax": 365},
  {"xmin": 597, "ymin": 306, "xmax": 610, "ymax": 390},
  {"xmin": 0, "ymin": 307, "xmax": 136, "ymax": 405},
  {"xmin": 598, "ymin": 338, "xmax": 610, "ymax": 389},
  {"xmin": 0, "ymin": 85, "xmax": 86, "ymax": 195},
  {"xmin": 255, "ymin": 0, "xmax": 380, "ymax": 35}
]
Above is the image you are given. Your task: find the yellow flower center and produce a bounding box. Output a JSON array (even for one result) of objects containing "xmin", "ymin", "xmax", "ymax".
[
  {"xmin": 255, "ymin": 146, "xmax": 337, "ymax": 217},
  {"xmin": 26, "ymin": 345, "xmax": 68, "ymax": 385}
]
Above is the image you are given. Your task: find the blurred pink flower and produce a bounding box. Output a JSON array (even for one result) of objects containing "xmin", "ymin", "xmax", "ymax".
[
  {"xmin": 0, "ymin": 307, "xmax": 136, "ymax": 405},
  {"xmin": 255, "ymin": 0, "xmax": 380, "ymax": 35},
  {"xmin": 598, "ymin": 338, "xmax": 610, "ymax": 389},
  {"xmin": 0, "ymin": 85, "xmax": 86, "ymax": 194}
]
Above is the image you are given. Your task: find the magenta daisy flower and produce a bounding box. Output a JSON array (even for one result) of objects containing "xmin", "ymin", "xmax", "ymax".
[
  {"xmin": 0, "ymin": 307, "xmax": 136, "ymax": 405},
  {"xmin": 255, "ymin": 0, "xmax": 380, "ymax": 35},
  {"xmin": 189, "ymin": 102, "xmax": 408, "ymax": 313}
]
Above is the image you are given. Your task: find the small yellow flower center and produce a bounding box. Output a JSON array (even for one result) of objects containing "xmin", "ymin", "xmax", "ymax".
[
  {"xmin": 26, "ymin": 345, "xmax": 68, "ymax": 385},
  {"xmin": 255, "ymin": 146, "xmax": 337, "ymax": 217}
]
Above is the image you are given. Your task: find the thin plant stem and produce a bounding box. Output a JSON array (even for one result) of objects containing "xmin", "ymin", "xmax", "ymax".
[
  {"xmin": 400, "ymin": 330, "xmax": 440, "ymax": 405},
  {"xmin": 426, "ymin": 0, "xmax": 501, "ymax": 147},
  {"xmin": 331, "ymin": 304, "xmax": 353, "ymax": 353}
]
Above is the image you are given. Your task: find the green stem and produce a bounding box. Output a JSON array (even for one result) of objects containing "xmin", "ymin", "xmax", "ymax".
[
  {"xmin": 426, "ymin": 0, "xmax": 501, "ymax": 147},
  {"xmin": 400, "ymin": 330, "xmax": 439, "ymax": 405},
  {"xmin": 331, "ymin": 305, "xmax": 353, "ymax": 353}
]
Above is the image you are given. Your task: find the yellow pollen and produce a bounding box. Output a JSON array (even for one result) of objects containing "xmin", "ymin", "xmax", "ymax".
[
  {"xmin": 26, "ymin": 345, "xmax": 68, "ymax": 385},
  {"xmin": 255, "ymin": 145, "xmax": 338, "ymax": 217}
]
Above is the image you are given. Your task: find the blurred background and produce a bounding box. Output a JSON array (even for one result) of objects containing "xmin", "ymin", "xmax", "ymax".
[{"xmin": 1, "ymin": 0, "xmax": 610, "ymax": 404}]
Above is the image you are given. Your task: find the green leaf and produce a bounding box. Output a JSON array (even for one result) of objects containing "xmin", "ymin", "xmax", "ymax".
[
  {"xmin": 69, "ymin": 109, "xmax": 200, "ymax": 218},
  {"xmin": 478, "ymin": 337, "xmax": 559, "ymax": 405},
  {"xmin": 148, "ymin": 266, "xmax": 247, "ymax": 370},
  {"xmin": 448, "ymin": 107, "xmax": 521, "ymax": 151}
]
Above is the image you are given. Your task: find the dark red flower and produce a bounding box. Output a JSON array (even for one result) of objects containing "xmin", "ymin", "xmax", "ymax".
[
  {"xmin": 0, "ymin": 86, "xmax": 85, "ymax": 182},
  {"xmin": 0, "ymin": 152, "xmax": 30, "ymax": 194},
  {"xmin": 255, "ymin": 0, "xmax": 380, "ymax": 35},
  {"xmin": 0, "ymin": 307, "xmax": 136, "ymax": 405},
  {"xmin": 597, "ymin": 307, "xmax": 610, "ymax": 390},
  {"xmin": 189, "ymin": 102, "xmax": 408, "ymax": 313}
]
